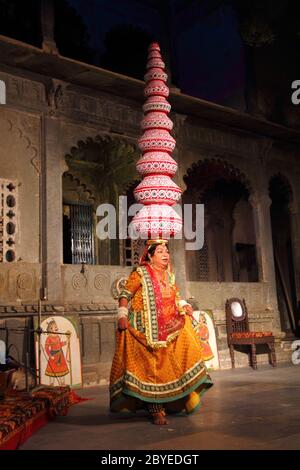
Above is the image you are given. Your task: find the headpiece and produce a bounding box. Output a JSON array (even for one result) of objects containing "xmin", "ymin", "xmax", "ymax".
[
  {"xmin": 131, "ymin": 42, "xmax": 183, "ymax": 241},
  {"xmin": 146, "ymin": 239, "xmax": 168, "ymax": 246}
]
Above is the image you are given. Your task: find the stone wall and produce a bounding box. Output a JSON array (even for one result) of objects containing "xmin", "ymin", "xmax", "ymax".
[
  {"xmin": 0, "ymin": 62, "xmax": 299, "ymax": 383},
  {"xmin": 0, "ymin": 108, "xmax": 41, "ymax": 265}
]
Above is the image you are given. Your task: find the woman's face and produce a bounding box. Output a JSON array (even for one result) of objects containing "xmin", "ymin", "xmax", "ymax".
[{"xmin": 150, "ymin": 244, "xmax": 170, "ymax": 269}]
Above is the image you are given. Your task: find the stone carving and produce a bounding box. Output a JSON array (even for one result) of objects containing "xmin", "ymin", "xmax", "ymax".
[
  {"xmin": 17, "ymin": 273, "xmax": 33, "ymax": 291},
  {"xmin": 172, "ymin": 113, "xmax": 187, "ymax": 139},
  {"xmin": 72, "ymin": 273, "xmax": 87, "ymax": 290},
  {"xmin": 63, "ymin": 172, "xmax": 95, "ymax": 204},
  {"xmin": 0, "ymin": 72, "xmax": 45, "ymax": 105},
  {"xmin": 257, "ymin": 138, "xmax": 274, "ymax": 164},
  {"xmin": 46, "ymin": 80, "xmax": 66, "ymax": 116},
  {"xmin": 183, "ymin": 123, "xmax": 259, "ymax": 158},
  {"xmin": 0, "ymin": 273, "xmax": 6, "ymax": 291},
  {"xmin": 94, "ymin": 273, "xmax": 106, "ymax": 291},
  {"xmin": 58, "ymin": 89, "xmax": 142, "ymax": 128},
  {"xmin": 16, "ymin": 272, "xmax": 35, "ymax": 300},
  {"xmin": 3, "ymin": 112, "xmax": 40, "ymax": 175}
]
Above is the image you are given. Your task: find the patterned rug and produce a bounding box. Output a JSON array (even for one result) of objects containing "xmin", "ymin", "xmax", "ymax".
[{"xmin": 0, "ymin": 386, "xmax": 85, "ymax": 450}]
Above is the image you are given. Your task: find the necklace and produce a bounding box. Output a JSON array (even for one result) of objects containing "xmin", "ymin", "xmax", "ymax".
[
  {"xmin": 151, "ymin": 265, "xmax": 169, "ymax": 293},
  {"xmin": 152, "ymin": 265, "xmax": 167, "ymax": 280}
]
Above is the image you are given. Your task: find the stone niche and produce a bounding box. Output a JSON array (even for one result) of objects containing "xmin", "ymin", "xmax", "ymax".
[{"xmin": 0, "ymin": 108, "xmax": 40, "ymax": 264}]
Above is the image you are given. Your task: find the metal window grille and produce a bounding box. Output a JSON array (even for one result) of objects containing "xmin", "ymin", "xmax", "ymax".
[
  {"xmin": 70, "ymin": 203, "xmax": 95, "ymax": 264},
  {"xmin": 198, "ymin": 241, "xmax": 209, "ymax": 281},
  {"xmin": 0, "ymin": 179, "xmax": 17, "ymax": 263}
]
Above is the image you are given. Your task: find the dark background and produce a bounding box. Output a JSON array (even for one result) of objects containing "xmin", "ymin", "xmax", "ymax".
[{"xmin": 0, "ymin": 0, "xmax": 300, "ymax": 125}]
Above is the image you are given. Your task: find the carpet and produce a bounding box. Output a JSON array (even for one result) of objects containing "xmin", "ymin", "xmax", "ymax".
[{"xmin": 0, "ymin": 386, "xmax": 85, "ymax": 450}]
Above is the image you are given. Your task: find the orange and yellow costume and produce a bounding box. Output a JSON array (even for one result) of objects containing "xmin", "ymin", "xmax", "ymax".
[
  {"xmin": 45, "ymin": 335, "xmax": 69, "ymax": 378},
  {"xmin": 110, "ymin": 264, "xmax": 213, "ymax": 414}
]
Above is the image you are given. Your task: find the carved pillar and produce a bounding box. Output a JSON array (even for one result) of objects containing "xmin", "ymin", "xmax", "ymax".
[
  {"xmin": 171, "ymin": 113, "xmax": 188, "ymax": 297},
  {"xmin": 41, "ymin": 0, "xmax": 59, "ymax": 54},
  {"xmin": 169, "ymin": 177, "xmax": 188, "ymax": 297},
  {"xmin": 223, "ymin": 203, "xmax": 235, "ymax": 282},
  {"xmin": 288, "ymin": 200, "xmax": 300, "ymax": 305},
  {"xmin": 250, "ymin": 190, "xmax": 281, "ymax": 329},
  {"xmin": 43, "ymin": 115, "xmax": 65, "ymax": 302}
]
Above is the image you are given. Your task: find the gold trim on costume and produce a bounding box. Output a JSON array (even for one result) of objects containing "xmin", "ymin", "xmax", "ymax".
[
  {"xmin": 146, "ymin": 239, "xmax": 168, "ymax": 246},
  {"xmin": 137, "ymin": 266, "xmax": 181, "ymax": 349}
]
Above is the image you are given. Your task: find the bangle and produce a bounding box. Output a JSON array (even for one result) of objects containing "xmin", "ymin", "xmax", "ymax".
[
  {"xmin": 179, "ymin": 300, "xmax": 190, "ymax": 308},
  {"xmin": 117, "ymin": 306, "xmax": 128, "ymax": 320}
]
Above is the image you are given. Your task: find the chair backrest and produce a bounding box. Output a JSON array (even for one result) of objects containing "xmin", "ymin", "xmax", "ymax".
[
  {"xmin": 0, "ymin": 340, "xmax": 6, "ymax": 364},
  {"xmin": 225, "ymin": 298, "xmax": 249, "ymax": 341}
]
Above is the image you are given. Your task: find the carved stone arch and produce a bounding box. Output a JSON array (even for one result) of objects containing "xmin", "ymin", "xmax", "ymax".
[
  {"xmin": 183, "ymin": 157, "xmax": 257, "ymax": 282},
  {"xmin": 64, "ymin": 134, "xmax": 139, "ymax": 204},
  {"xmin": 183, "ymin": 157, "xmax": 253, "ymax": 201},
  {"xmin": 3, "ymin": 114, "xmax": 40, "ymax": 174},
  {"xmin": 63, "ymin": 134, "xmax": 139, "ymax": 266},
  {"xmin": 62, "ymin": 172, "xmax": 95, "ymax": 205}
]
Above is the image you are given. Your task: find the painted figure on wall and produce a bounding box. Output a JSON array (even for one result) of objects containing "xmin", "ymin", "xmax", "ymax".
[
  {"xmin": 196, "ymin": 312, "xmax": 214, "ymax": 361},
  {"xmin": 192, "ymin": 309, "xmax": 220, "ymax": 370},
  {"xmin": 36, "ymin": 315, "xmax": 82, "ymax": 388},
  {"xmin": 44, "ymin": 319, "xmax": 70, "ymax": 385}
]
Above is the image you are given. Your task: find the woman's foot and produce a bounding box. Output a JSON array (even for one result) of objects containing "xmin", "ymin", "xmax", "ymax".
[{"xmin": 151, "ymin": 410, "xmax": 168, "ymax": 425}]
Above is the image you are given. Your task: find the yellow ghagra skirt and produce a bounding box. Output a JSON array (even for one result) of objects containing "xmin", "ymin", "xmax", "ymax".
[{"xmin": 110, "ymin": 316, "xmax": 213, "ymax": 415}]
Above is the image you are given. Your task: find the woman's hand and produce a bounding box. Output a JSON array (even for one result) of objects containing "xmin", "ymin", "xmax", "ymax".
[
  {"xmin": 184, "ymin": 304, "xmax": 194, "ymax": 317},
  {"xmin": 118, "ymin": 317, "xmax": 128, "ymax": 330},
  {"xmin": 118, "ymin": 298, "xmax": 128, "ymax": 330}
]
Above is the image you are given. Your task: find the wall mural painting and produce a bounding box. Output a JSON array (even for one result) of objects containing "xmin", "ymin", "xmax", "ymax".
[
  {"xmin": 192, "ymin": 309, "xmax": 220, "ymax": 370},
  {"xmin": 35, "ymin": 315, "xmax": 82, "ymax": 388}
]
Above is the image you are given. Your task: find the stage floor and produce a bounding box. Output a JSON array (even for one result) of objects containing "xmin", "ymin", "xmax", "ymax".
[{"xmin": 18, "ymin": 363, "xmax": 300, "ymax": 451}]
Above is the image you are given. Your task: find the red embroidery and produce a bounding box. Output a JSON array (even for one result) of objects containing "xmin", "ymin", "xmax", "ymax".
[
  {"xmin": 231, "ymin": 332, "xmax": 273, "ymax": 339},
  {"xmin": 146, "ymin": 265, "xmax": 184, "ymax": 341}
]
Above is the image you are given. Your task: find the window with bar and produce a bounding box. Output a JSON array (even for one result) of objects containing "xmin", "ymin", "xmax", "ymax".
[
  {"xmin": 0, "ymin": 179, "xmax": 17, "ymax": 263},
  {"xmin": 63, "ymin": 203, "xmax": 95, "ymax": 264}
]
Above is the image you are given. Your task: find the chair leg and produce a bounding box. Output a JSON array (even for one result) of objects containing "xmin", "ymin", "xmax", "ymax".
[
  {"xmin": 229, "ymin": 344, "xmax": 235, "ymax": 368},
  {"xmin": 251, "ymin": 344, "xmax": 257, "ymax": 370},
  {"xmin": 268, "ymin": 342, "xmax": 277, "ymax": 367},
  {"xmin": 267, "ymin": 343, "xmax": 272, "ymax": 366},
  {"xmin": 248, "ymin": 350, "xmax": 252, "ymax": 367}
]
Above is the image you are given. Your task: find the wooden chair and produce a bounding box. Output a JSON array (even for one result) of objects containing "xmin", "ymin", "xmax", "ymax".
[{"xmin": 226, "ymin": 298, "xmax": 277, "ymax": 369}]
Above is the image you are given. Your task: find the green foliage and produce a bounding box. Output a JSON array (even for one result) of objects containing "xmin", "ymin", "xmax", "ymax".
[
  {"xmin": 65, "ymin": 135, "xmax": 139, "ymax": 202},
  {"xmin": 239, "ymin": 17, "xmax": 275, "ymax": 47}
]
